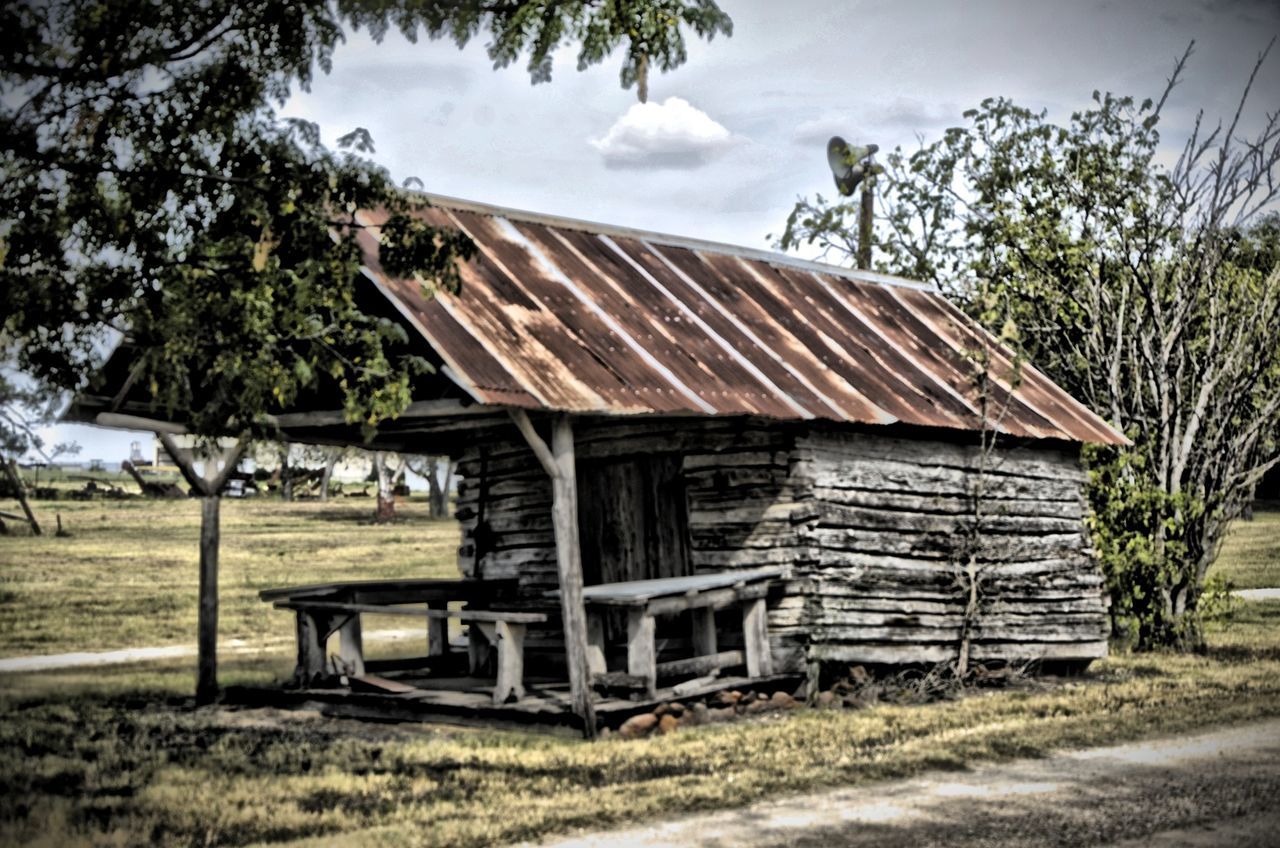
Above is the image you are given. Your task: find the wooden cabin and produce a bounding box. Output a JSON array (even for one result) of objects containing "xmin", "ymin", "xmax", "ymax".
[{"xmin": 73, "ymin": 195, "xmax": 1126, "ymax": 734}]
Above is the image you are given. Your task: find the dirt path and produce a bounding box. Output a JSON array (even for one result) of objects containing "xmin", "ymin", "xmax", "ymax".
[
  {"xmin": 528, "ymin": 718, "xmax": 1280, "ymax": 848},
  {"xmin": 0, "ymin": 628, "xmax": 423, "ymax": 673}
]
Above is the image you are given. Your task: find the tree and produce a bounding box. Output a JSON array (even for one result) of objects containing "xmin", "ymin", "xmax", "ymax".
[
  {"xmin": 1, "ymin": 0, "xmax": 732, "ymax": 701},
  {"xmin": 406, "ymin": 454, "xmax": 455, "ymax": 518},
  {"xmin": 778, "ymin": 43, "xmax": 1280, "ymax": 651}
]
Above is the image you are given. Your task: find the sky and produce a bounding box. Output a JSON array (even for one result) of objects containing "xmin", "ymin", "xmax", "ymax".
[{"xmin": 39, "ymin": 0, "xmax": 1280, "ymax": 463}]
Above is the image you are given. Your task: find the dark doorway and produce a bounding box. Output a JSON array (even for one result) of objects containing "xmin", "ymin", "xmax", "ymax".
[{"xmin": 576, "ymin": 453, "xmax": 691, "ymax": 587}]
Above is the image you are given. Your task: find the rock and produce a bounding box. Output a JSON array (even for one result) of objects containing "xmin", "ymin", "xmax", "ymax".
[
  {"xmin": 657, "ymin": 714, "xmax": 680, "ymax": 735},
  {"xmin": 848, "ymin": 664, "xmax": 870, "ymax": 684},
  {"xmin": 654, "ymin": 702, "xmax": 671, "ymax": 716},
  {"xmin": 713, "ymin": 690, "xmax": 743, "ymax": 707},
  {"xmin": 770, "ymin": 690, "xmax": 799, "ymax": 709},
  {"xmin": 666, "ymin": 701, "xmax": 686, "ymax": 717},
  {"xmin": 815, "ymin": 690, "xmax": 838, "ymax": 709},
  {"xmin": 618, "ymin": 712, "xmax": 659, "ymax": 739},
  {"xmin": 689, "ymin": 702, "xmax": 709, "ymax": 725},
  {"xmin": 706, "ymin": 705, "xmax": 737, "ymax": 723}
]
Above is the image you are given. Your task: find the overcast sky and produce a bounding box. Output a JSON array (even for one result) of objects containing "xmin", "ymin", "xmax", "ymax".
[{"xmin": 44, "ymin": 0, "xmax": 1280, "ymax": 462}]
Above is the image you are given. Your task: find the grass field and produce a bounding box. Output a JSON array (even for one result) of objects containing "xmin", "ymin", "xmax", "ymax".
[
  {"xmin": 1207, "ymin": 504, "xmax": 1280, "ymax": 590},
  {"xmin": 0, "ymin": 497, "xmax": 459, "ymax": 656},
  {"xmin": 0, "ymin": 495, "xmax": 1278, "ymax": 847}
]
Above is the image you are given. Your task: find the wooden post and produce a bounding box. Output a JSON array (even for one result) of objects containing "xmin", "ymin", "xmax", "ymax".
[
  {"xmin": 336, "ymin": 614, "xmax": 365, "ymax": 677},
  {"xmin": 196, "ymin": 495, "xmax": 220, "ymax": 704},
  {"xmin": 742, "ymin": 597, "xmax": 773, "ymax": 678},
  {"xmin": 425, "ymin": 602, "xmax": 448, "ymax": 657},
  {"xmin": 586, "ymin": 611, "xmax": 607, "ymax": 676},
  {"xmin": 3, "ymin": 459, "xmax": 41, "ymax": 536},
  {"xmin": 627, "ymin": 608, "xmax": 657, "ymax": 698},
  {"xmin": 492, "ymin": 620, "xmax": 527, "ymax": 704},
  {"xmin": 857, "ymin": 176, "xmax": 874, "ymax": 270},
  {"xmin": 159, "ymin": 433, "xmax": 246, "ymax": 705},
  {"xmin": 294, "ymin": 610, "xmax": 329, "ymax": 686},
  {"xmin": 510, "ymin": 410, "xmax": 598, "ymax": 737},
  {"xmin": 550, "ymin": 417, "xmax": 597, "ymax": 736}
]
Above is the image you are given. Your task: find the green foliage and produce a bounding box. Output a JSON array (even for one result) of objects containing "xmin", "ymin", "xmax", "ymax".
[
  {"xmin": 777, "ymin": 46, "xmax": 1280, "ymax": 650},
  {"xmin": 0, "ymin": 0, "xmax": 730, "ymax": 450}
]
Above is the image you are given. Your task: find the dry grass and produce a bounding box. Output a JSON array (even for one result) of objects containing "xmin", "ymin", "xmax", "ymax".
[
  {"xmin": 1208, "ymin": 504, "xmax": 1280, "ymax": 591},
  {"xmin": 0, "ymin": 497, "xmax": 1278, "ymax": 846},
  {"xmin": 1, "ymin": 601, "xmax": 1278, "ymax": 847},
  {"xmin": 0, "ymin": 497, "xmax": 460, "ymax": 656}
]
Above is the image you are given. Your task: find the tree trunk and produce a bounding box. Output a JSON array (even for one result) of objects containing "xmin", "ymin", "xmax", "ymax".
[
  {"xmin": 427, "ymin": 456, "xmax": 446, "ymax": 518},
  {"xmin": 196, "ymin": 495, "xmax": 220, "ymax": 705},
  {"xmin": 320, "ymin": 449, "xmax": 339, "ymax": 502},
  {"xmin": 3, "ymin": 458, "xmax": 41, "ymax": 536},
  {"xmin": 280, "ymin": 447, "xmax": 293, "ymax": 502},
  {"xmin": 374, "ymin": 452, "xmax": 396, "ymax": 523}
]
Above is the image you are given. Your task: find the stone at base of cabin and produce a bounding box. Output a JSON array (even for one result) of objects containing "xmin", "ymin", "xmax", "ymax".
[
  {"xmin": 712, "ymin": 690, "xmax": 743, "ymax": 707},
  {"xmin": 770, "ymin": 690, "xmax": 799, "ymax": 709},
  {"xmin": 815, "ymin": 691, "xmax": 838, "ymax": 709},
  {"xmin": 706, "ymin": 705, "xmax": 737, "ymax": 723},
  {"xmin": 657, "ymin": 714, "xmax": 680, "ymax": 735},
  {"xmin": 655, "ymin": 701, "xmax": 686, "ymax": 718},
  {"xmin": 619, "ymin": 712, "xmax": 659, "ymax": 739}
]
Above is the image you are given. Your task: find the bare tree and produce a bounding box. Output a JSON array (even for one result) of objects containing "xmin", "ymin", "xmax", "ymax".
[{"xmin": 406, "ymin": 455, "xmax": 455, "ymax": 518}]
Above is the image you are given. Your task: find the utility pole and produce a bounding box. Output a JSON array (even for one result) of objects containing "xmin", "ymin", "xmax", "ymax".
[
  {"xmin": 826, "ymin": 136, "xmax": 882, "ymax": 270},
  {"xmin": 858, "ymin": 176, "xmax": 875, "ymax": 270}
]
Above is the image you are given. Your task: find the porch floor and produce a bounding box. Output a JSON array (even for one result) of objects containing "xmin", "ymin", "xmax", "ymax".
[{"xmin": 223, "ymin": 668, "xmax": 800, "ymax": 735}]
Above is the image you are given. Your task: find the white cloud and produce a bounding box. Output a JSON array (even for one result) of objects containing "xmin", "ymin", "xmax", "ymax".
[
  {"xmin": 791, "ymin": 113, "xmax": 854, "ymax": 146},
  {"xmin": 791, "ymin": 100, "xmax": 962, "ymax": 146},
  {"xmin": 589, "ymin": 97, "xmax": 738, "ymax": 169}
]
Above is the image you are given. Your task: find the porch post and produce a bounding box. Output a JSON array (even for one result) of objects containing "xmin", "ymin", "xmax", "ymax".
[{"xmin": 511, "ymin": 410, "xmax": 598, "ymax": 737}]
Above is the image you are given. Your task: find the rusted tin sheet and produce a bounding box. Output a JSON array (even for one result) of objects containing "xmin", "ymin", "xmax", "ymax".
[{"xmin": 355, "ymin": 198, "xmax": 1127, "ymax": 445}]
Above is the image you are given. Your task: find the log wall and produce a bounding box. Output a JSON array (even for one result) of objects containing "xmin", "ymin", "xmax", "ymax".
[
  {"xmin": 449, "ymin": 417, "xmax": 1108, "ymax": 671},
  {"xmin": 792, "ymin": 427, "xmax": 1108, "ymax": 666}
]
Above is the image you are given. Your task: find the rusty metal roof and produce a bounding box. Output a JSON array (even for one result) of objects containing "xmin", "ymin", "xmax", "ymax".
[{"xmin": 354, "ymin": 195, "xmax": 1126, "ymax": 445}]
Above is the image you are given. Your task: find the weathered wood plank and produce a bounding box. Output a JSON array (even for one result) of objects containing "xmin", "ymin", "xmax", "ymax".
[
  {"xmin": 273, "ymin": 601, "xmax": 547, "ymax": 623},
  {"xmin": 336, "ymin": 614, "xmax": 365, "ymax": 676},
  {"xmin": 742, "ymin": 597, "xmax": 773, "ymax": 677},
  {"xmin": 627, "ymin": 608, "xmax": 657, "ymax": 697}
]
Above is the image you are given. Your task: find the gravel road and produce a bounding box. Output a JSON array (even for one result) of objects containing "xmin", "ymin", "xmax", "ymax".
[{"xmin": 529, "ymin": 718, "xmax": 1280, "ymax": 848}]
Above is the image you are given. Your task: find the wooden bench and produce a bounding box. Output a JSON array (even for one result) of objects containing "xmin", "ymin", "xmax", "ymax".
[
  {"xmin": 263, "ymin": 579, "xmax": 546, "ymax": 704},
  {"xmin": 576, "ymin": 567, "xmax": 787, "ymax": 697}
]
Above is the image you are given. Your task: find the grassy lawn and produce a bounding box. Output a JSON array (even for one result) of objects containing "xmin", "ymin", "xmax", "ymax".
[
  {"xmin": 0, "ymin": 496, "xmax": 1277, "ymax": 846},
  {"xmin": 0, "ymin": 602, "xmax": 1276, "ymax": 847},
  {"xmin": 0, "ymin": 497, "xmax": 460, "ymax": 656},
  {"xmin": 1207, "ymin": 503, "xmax": 1280, "ymax": 590}
]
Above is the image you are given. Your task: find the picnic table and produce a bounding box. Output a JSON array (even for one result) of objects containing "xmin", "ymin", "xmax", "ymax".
[
  {"xmin": 261, "ymin": 578, "xmax": 546, "ymax": 704},
  {"xmin": 578, "ymin": 567, "xmax": 787, "ymax": 697}
]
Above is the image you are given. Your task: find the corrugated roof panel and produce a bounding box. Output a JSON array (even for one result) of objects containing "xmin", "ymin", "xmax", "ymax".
[
  {"xmin": 647, "ymin": 243, "xmax": 897, "ymax": 424},
  {"xmin": 354, "ymin": 196, "xmax": 1128, "ymax": 445},
  {"xmin": 610, "ymin": 236, "xmax": 839, "ymax": 419}
]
